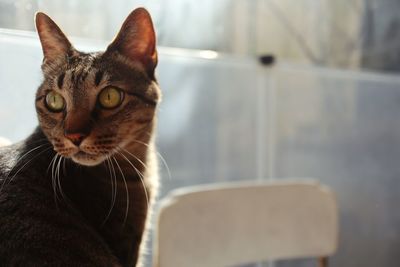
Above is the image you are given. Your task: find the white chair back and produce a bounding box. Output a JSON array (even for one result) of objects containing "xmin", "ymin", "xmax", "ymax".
[{"xmin": 154, "ymin": 180, "xmax": 338, "ymax": 267}]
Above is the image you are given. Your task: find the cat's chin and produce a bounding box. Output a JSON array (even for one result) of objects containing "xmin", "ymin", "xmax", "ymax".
[{"xmin": 71, "ymin": 151, "xmax": 105, "ymax": 167}]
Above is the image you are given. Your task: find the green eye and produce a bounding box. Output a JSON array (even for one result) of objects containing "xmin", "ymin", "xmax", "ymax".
[
  {"xmin": 98, "ymin": 87, "xmax": 123, "ymax": 109},
  {"xmin": 45, "ymin": 91, "xmax": 65, "ymax": 112}
]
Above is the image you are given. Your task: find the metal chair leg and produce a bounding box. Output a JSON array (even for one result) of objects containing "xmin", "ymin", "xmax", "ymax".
[{"xmin": 318, "ymin": 256, "xmax": 328, "ymax": 267}]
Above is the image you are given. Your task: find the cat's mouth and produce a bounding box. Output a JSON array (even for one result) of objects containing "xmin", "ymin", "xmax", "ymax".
[
  {"xmin": 75, "ymin": 151, "xmax": 95, "ymax": 157},
  {"xmin": 53, "ymin": 138, "xmax": 115, "ymax": 166},
  {"xmin": 71, "ymin": 150, "xmax": 106, "ymax": 166}
]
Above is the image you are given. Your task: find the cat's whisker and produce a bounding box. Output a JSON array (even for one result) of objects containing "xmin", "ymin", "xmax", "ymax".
[
  {"xmin": 116, "ymin": 149, "xmax": 149, "ymax": 209},
  {"xmin": 118, "ymin": 146, "xmax": 148, "ymax": 171},
  {"xmin": 110, "ymin": 156, "xmax": 118, "ymax": 215},
  {"xmin": 101, "ymin": 155, "xmax": 117, "ymax": 227},
  {"xmin": 50, "ymin": 154, "xmax": 60, "ymax": 205},
  {"xmin": 4, "ymin": 142, "xmax": 49, "ymax": 180},
  {"xmin": 56, "ymin": 155, "xmax": 68, "ymax": 204},
  {"xmin": 112, "ymin": 156, "xmax": 129, "ymax": 226},
  {"xmin": 132, "ymin": 139, "xmax": 171, "ymax": 181},
  {"xmin": 55, "ymin": 155, "xmax": 61, "ymax": 198},
  {"xmin": 1, "ymin": 145, "xmax": 53, "ymax": 193},
  {"xmin": 51, "ymin": 154, "xmax": 64, "ymax": 208},
  {"xmin": 46, "ymin": 152, "xmax": 57, "ymax": 175},
  {"xmin": 116, "ymin": 147, "xmax": 149, "ymax": 195},
  {"xmin": 101, "ymin": 157, "xmax": 112, "ymax": 226},
  {"xmin": 62, "ymin": 156, "xmax": 67, "ymax": 176}
]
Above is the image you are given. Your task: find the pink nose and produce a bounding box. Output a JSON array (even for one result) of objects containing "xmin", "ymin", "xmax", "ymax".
[{"xmin": 64, "ymin": 132, "xmax": 87, "ymax": 146}]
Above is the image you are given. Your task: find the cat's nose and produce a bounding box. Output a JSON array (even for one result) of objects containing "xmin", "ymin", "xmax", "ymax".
[{"xmin": 64, "ymin": 132, "xmax": 87, "ymax": 146}]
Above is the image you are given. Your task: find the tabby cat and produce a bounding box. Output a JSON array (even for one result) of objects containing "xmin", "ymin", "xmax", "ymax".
[{"xmin": 0, "ymin": 8, "xmax": 160, "ymax": 267}]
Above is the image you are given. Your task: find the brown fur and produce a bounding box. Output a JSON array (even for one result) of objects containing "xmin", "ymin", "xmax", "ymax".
[{"xmin": 0, "ymin": 8, "xmax": 160, "ymax": 267}]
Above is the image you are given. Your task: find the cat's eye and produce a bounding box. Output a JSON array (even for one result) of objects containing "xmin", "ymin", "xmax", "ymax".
[
  {"xmin": 98, "ymin": 87, "xmax": 123, "ymax": 109},
  {"xmin": 45, "ymin": 91, "xmax": 65, "ymax": 112}
]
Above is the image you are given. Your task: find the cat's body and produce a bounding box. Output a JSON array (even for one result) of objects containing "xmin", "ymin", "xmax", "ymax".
[{"xmin": 0, "ymin": 8, "xmax": 160, "ymax": 267}]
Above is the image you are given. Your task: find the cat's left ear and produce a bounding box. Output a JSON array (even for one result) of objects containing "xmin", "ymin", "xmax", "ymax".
[
  {"xmin": 35, "ymin": 12, "xmax": 75, "ymax": 65},
  {"xmin": 106, "ymin": 8, "xmax": 157, "ymax": 78}
]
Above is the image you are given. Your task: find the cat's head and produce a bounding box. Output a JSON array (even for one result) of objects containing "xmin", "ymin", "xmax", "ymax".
[{"xmin": 34, "ymin": 8, "xmax": 160, "ymax": 166}]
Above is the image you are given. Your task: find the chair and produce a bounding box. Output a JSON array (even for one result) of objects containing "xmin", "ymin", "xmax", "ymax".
[{"xmin": 153, "ymin": 180, "xmax": 338, "ymax": 267}]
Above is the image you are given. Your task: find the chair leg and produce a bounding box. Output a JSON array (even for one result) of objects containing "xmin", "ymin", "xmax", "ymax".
[{"xmin": 318, "ymin": 256, "xmax": 328, "ymax": 267}]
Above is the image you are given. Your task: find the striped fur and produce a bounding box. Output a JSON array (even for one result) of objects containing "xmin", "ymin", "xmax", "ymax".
[{"xmin": 0, "ymin": 8, "xmax": 160, "ymax": 267}]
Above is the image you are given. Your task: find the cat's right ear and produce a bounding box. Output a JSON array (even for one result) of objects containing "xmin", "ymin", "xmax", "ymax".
[
  {"xmin": 35, "ymin": 12, "xmax": 74, "ymax": 64},
  {"xmin": 106, "ymin": 8, "xmax": 157, "ymax": 78}
]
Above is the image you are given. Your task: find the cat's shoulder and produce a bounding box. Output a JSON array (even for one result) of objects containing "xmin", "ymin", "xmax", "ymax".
[{"xmin": 0, "ymin": 142, "xmax": 23, "ymax": 176}]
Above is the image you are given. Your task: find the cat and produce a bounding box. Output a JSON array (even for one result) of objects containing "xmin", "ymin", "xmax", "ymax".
[{"xmin": 0, "ymin": 7, "xmax": 160, "ymax": 267}]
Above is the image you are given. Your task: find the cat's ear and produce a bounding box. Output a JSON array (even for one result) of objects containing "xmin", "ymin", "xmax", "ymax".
[
  {"xmin": 35, "ymin": 12, "xmax": 74, "ymax": 64},
  {"xmin": 106, "ymin": 8, "xmax": 157, "ymax": 76}
]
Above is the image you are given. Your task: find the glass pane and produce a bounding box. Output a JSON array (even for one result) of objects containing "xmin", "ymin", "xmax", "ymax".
[{"xmin": 272, "ymin": 66, "xmax": 400, "ymax": 267}]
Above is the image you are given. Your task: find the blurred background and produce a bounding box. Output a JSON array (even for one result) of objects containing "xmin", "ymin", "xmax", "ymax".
[
  {"xmin": 2, "ymin": 0, "xmax": 400, "ymax": 72},
  {"xmin": 1, "ymin": 0, "xmax": 400, "ymax": 267}
]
